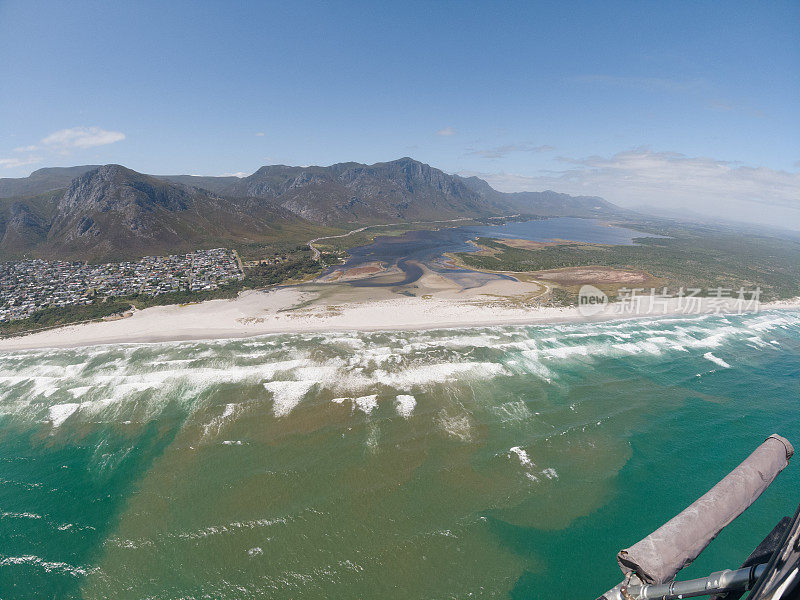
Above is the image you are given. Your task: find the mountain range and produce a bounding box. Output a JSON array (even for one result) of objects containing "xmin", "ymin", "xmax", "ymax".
[{"xmin": 0, "ymin": 157, "xmax": 622, "ymax": 261}]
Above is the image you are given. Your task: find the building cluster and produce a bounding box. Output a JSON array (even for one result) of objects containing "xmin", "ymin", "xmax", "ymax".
[{"xmin": 0, "ymin": 248, "xmax": 243, "ymax": 321}]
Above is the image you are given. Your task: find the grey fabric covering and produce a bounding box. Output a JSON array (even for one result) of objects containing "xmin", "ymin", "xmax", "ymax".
[{"xmin": 617, "ymin": 434, "xmax": 794, "ymax": 585}]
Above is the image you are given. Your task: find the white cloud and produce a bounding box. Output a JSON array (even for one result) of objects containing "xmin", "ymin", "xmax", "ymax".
[
  {"xmin": 255, "ymin": 132, "xmax": 265, "ymax": 137},
  {"xmin": 1, "ymin": 127, "xmax": 126, "ymax": 173},
  {"xmin": 467, "ymin": 143, "xmax": 554, "ymax": 159},
  {"xmin": 461, "ymin": 148, "xmax": 800, "ymax": 230},
  {"xmin": 221, "ymin": 171, "xmax": 248, "ymax": 178},
  {"xmin": 0, "ymin": 156, "xmax": 42, "ymax": 169},
  {"xmin": 41, "ymin": 127, "xmax": 125, "ymax": 149},
  {"xmin": 436, "ymin": 126, "xmax": 457, "ymax": 137}
]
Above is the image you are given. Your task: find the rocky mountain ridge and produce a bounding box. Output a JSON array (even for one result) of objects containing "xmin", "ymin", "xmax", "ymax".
[{"xmin": 0, "ymin": 158, "xmax": 624, "ymax": 260}]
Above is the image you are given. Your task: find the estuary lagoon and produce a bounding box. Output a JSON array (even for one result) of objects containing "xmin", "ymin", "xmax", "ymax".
[{"xmin": 333, "ymin": 217, "xmax": 665, "ymax": 287}]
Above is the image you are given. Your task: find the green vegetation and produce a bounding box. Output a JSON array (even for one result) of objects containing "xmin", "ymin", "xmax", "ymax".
[
  {"xmin": 549, "ymin": 287, "xmax": 578, "ymax": 306},
  {"xmin": 233, "ymin": 237, "xmax": 337, "ymax": 262},
  {"xmin": 0, "ymin": 299, "xmax": 133, "ymax": 336},
  {"xmin": 457, "ymin": 221, "xmax": 800, "ymax": 300},
  {"xmin": 319, "ymin": 251, "xmax": 347, "ymax": 266},
  {"xmin": 127, "ymin": 282, "xmax": 244, "ymax": 308},
  {"xmin": 243, "ymin": 257, "xmax": 323, "ymax": 287}
]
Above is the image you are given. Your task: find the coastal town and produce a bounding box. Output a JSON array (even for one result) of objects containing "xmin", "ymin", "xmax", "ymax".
[{"xmin": 0, "ymin": 248, "xmax": 244, "ymax": 322}]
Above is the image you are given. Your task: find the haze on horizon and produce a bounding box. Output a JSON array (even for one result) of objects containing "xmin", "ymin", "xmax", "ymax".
[{"xmin": 1, "ymin": 1, "xmax": 798, "ymax": 230}]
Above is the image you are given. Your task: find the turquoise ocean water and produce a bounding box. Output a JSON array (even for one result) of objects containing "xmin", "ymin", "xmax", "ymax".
[{"xmin": 0, "ymin": 310, "xmax": 799, "ymax": 599}]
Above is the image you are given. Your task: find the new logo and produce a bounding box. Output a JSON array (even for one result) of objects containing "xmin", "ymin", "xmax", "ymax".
[{"xmin": 578, "ymin": 285, "xmax": 608, "ymax": 316}]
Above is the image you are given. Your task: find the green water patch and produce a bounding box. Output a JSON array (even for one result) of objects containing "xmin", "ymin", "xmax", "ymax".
[
  {"xmin": 503, "ymin": 339, "xmax": 800, "ymax": 599},
  {"xmin": 0, "ymin": 417, "xmax": 186, "ymax": 599}
]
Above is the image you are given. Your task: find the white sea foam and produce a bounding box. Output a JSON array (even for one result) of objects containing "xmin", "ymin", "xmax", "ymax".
[
  {"xmin": 2, "ymin": 310, "xmax": 796, "ymax": 433},
  {"xmin": 638, "ymin": 341, "xmax": 662, "ymax": 354},
  {"xmin": 395, "ymin": 395, "xmax": 416, "ymax": 418},
  {"xmin": 509, "ymin": 446, "xmax": 533, "ymax": 467},
  {"xmin": 49, "ymin": 403, "xmax": 80, "ymax": 427},
  {"xmin": 435, "ymin": 334, "xmax": 503, "ymax": 349},
  {"xmin": 747, "ymin": 313, "xmax": 799, "ymax": 332},
  {"xmin": 542, "ymin": 467, "xmax": 558, "ymax": 479},
  {"xmin": 201, "ymin": 403, "xmax": 240, "ymax": 439},
  {"xmin": 369, "ymin": 362, "xmax": 507, "ymax": 388},
  {"xmin": 1, "ymin": 511, "xmax": 42, "ymax": 519},
  {"xmin": 333, "ymin": 336, "xmax": 366, "ymax": 349},
  {"xmin": 438, "ymin": 413, "xmax": 472, "ymax": 441},
  {"xmin": 703, "ymin": 352, "xmax": 731, "ymax": 368},
  {"xmin": 144, "ymin": 358, "xmax": 198, "ymax": 367},
  {"xmin": 544, "ymin": 345, "xmax": 590, "ymax": 359},
  {"xmin": 174, "ymin": 516, "xmax": 288, "ymax": 540},
  {"xmin": 0, "ymin": 554, "xmax": 92, "ymax": 577},
  {"xmin": 493, "ymin": 401, "xmax": 531, "ymax": 423},
  {"xmin": 747, "ymin": 336, "xmax": 769, "ymax": 348},
  {"xmin": 516, "ymin": 350, "xmax": 552, "ymax": 380},
  {"xmin": 263, "ymin": 380, "xmax": 316, "ymax": 417},
  {"xmin": 613, "ymin": 342, "xmax": 642, "ymax": 354},
  {"xmin": 79, "ymin": 397, "xmax": 120, "ymax": 416},
  {"xmin": 353, "ymin": 395, "xmax": 378, "ymax": 414},
  {"xmin": 365, "ymin": 423, "xmax": 380, "ymax": 451}
]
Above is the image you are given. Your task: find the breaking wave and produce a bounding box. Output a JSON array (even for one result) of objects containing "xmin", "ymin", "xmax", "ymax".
[{"xmin": 0, "ymin": 310, "xmax": 796, "ymax": 435}]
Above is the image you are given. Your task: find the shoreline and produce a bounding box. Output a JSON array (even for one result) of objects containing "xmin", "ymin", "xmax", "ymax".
[{"xmin": 0, "ymin": 284, "xmax": 798, "ymax": 352}]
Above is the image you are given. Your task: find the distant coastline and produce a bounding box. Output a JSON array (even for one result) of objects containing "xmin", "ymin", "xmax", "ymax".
[
  {"xmin": 0, "ymin": 283, "xmax": 797, "ymax": 352},
  {"xmin": 3, "ymin": 215, "xmax": 800, "ymax": 351}
]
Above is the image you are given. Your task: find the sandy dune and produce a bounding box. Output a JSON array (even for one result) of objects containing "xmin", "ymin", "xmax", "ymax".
[{"xmin": 0, "ymin": 268, "xmax": 797, "ymax": 351}]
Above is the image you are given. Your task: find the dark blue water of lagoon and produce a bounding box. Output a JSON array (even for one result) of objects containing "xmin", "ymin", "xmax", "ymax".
[{"xmin": 336, "ymin": 218, "xmax": 661, "ymax": 287}]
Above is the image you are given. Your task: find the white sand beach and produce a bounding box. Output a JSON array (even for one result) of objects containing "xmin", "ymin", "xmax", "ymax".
[{"xmin": 1, "ymin": 265, "xmax": 798, "ymax": 352}]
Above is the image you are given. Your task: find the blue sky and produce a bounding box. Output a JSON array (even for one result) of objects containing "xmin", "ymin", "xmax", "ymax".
[{"xmin": 1, "ymin": 1, "xmax": 798, "ymax": 225}]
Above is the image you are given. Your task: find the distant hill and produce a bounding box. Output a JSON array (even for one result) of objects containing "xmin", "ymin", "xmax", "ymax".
[
  {"xmin": 0, "ymin": 158, "xmax": 626, "ymax": 261},
  {"xmin": 0, "ymin": 165, "xmax": 100, "ymax": 198},
  {"xmin": 456, "ymin": 175, "xmax": 620, "ymax": 217}
]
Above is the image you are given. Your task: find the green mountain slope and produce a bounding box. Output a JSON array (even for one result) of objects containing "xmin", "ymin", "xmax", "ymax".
[{"xmin": 0, "ymin": 165, "xmax": 324, "ymax": 261}]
